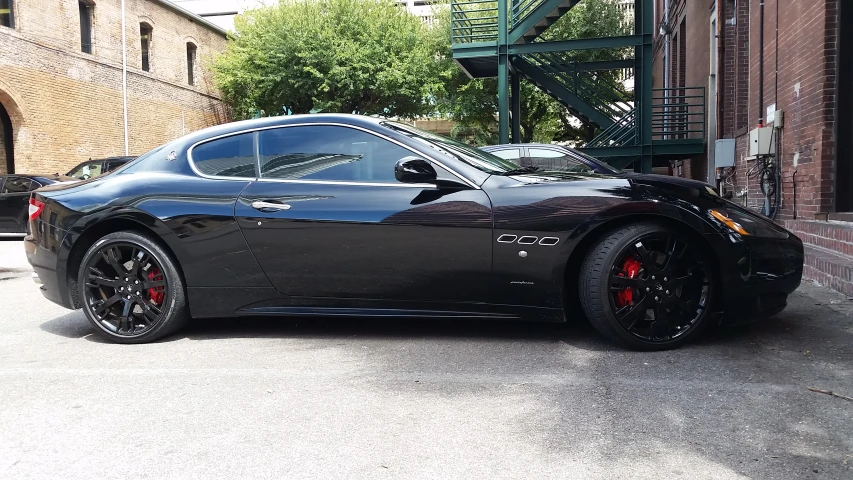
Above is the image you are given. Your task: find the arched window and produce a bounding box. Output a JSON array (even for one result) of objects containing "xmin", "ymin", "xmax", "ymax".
[
  {"xmin": 140, "ymin": 23, "xmax": 152, "ymax": 71},
  {"xmin": 0, "ymin": 0, "xmax": 14, "ymax": 28},
  {"xmin": 186, "ymin": 42, "xmax": 197, "ymax": 86}
]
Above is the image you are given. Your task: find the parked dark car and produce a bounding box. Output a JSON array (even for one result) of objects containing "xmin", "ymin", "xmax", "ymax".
[
  {"xmin": 26, "ymin": 114, "xmax": 803, "ymax": 350},
  {"xmin": 65, "ymin": 156, "xmax": 135, "ymax": 180},
  {"xmin": 0, "ymin": 174, "xmax": 76, "ymax": 236},
  {"xmin": 483, "ymin": 143, "xmax": 675, "ymax": 175},
  {"xmin": 481, "ymin": 143, "xmax": 619, "ymax": 174}
]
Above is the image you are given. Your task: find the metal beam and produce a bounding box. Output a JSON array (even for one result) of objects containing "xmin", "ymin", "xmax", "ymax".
[
  {"xmin": 508, "ymin": 35, "xmax": 644, "ymax": 55},
  {"xmin": 511, "ymin": 72, "xmax": 521, "ymax": 142},
  {"xmin": 497, "ymin": 1, "xmax": 509, "ymax": 143},
  {"xmin": 451, "ymin": 42, "xmax": 498, "ymax": 59},
  {"xmin": 539, "ymin": 59, "xmax": 635, "ymax": 73}
]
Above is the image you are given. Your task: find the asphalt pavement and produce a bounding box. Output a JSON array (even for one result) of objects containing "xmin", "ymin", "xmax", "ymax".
[{"xmin": 0, "ymin": 239, "xmax": 851, "ymax": 479}]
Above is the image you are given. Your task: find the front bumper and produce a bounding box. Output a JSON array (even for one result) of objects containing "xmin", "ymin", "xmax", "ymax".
[{"xmin": 715, "ymin": 233, "xmax": 804, "ymax": 325}]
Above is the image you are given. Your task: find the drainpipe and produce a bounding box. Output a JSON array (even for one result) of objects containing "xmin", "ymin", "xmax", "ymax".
[
  {"xmin": 663, "ymin": 0, "xmax": 671, "ymax": 140},
  {"xmin": 121, "ymin": 0, "xmax": 129, "ymax": 155},
  {"xmin": 758, "ymin": 0, "xmax": 765, "ymax": 126}
]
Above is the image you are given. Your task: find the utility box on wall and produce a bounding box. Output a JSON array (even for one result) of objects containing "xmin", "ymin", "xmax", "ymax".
[
  {"xmin": 714, "ymin": 139, "xmax": 736, "ymax": 168},
  {"xmin": 749, "ymin": 127, "xmax": 776, "ymax": 157}
]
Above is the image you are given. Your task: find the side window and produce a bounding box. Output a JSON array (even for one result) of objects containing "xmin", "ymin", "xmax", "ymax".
[
  {"xmin": 490, "ymin": 148, "xmax": 522, "ymax": 161},
  {"xmin": 28, "ymin": 180, "xmax": 43, "ymax": 190},
  {"xmin": 192, "ymin": 132, "xmax": 256, "ymax": 178},
  {"xmin": 1, "ymin": 176, "xmax": 32, "ymax": 193},
  {"xmin": 528, "ymin": 148, "xmax": 565, "ymax": 158},
  {"xmin": 68, "ymin": 162, "xmax": 102, "ymax": 179},
  {"xmin": 258, "ymin": 126, "xmax": 413, "ymax": 183}
]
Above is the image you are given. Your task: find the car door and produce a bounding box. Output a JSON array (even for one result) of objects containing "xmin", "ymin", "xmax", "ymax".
[
  {"xmin": 232, "ymin": 124, "xmax": 493, "ymax": 304},
  {"xmin": 0, "ymin": 176, "xmax": 33, "ymax": 233}
]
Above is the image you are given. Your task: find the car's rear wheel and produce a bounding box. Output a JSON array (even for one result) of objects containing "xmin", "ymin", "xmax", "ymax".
[
  {"xmin": 579, "ymin": 223, "xmax": 714, "ymax": 350},
  {"xmin": 77, "ymin": 231, "xmax": 189, "ymax": 344}
]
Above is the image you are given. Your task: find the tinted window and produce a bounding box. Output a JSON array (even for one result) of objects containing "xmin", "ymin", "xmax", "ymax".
[
  {"xmin": 259, "ymin": 126, "xmax": 412, "ymax": 183},
  {"xmin": 192, "ymin": 133, "xmax": 257, "ymax": 178},
  {"xmin": 527, "ymin": 148, "xmax": 619, "ymax": 174},
  {"xmin": 29, "ymin": 180, "xmax": 43, "ymax": 190},
  {"xmin": 491, "ymin": 148, "xmax": 522, "ymax": 160},
  {"xmin": 1, "ymin": 176, "xmax": 32, "ymax": 193}
]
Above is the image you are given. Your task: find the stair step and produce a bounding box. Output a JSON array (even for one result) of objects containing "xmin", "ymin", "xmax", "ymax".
[
  {"xmin": 802, "ymin": 245, "xmax": 853, "ymax": 297},
  {"xmin": 784, "ymin": 220, "xmax": 853, "ymax": 257}
]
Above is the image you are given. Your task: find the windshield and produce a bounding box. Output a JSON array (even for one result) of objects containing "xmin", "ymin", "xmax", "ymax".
[
  {"xmin": 66, "ymin": 162, "xmax": 102, "ymax": 179},
  {"xmin": 382, "ymin": 122, "xmax": 519, "ymax": 174}
]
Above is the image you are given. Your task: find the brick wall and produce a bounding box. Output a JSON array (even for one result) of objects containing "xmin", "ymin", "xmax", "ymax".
[
  {"xmin": 0, "ymin": 0, "xmax": 229, "ymax": 175},
  {"xmin": 655, "ymin": 0, "xmax": 839, "ymax": 221},
  {"xmin": 727, "ymin": 0, "xmax": 839, "ymax": 220}
]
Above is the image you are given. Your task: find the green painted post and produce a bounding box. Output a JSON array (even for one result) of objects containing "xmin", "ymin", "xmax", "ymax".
[
  {"xmin": 511, "ymin": 68, "xmax": 521, "ymax": 143},
  {"xmin": 638, "ymin": 0, "xmax": 654, "ymax": 173},
  {"xmin": 498, "ymin": 0, "xmax": 509, "ymax": 144}
]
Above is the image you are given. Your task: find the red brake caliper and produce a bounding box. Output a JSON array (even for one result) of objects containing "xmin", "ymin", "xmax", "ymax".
[
  {"xmin": 147, "ymin": 268, "xmax": 165, "ymax": 305},
  {"xmin": 614, "ymin": 257, "xmax": 642, "ymax": 307}
]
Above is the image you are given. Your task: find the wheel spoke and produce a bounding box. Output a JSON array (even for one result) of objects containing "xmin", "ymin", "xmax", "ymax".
[
  {"xmin": 143, "ymin": 279, "xmax": 166, "ymax": 289},
  {"xmin": 610, "ymin": 274, "xmax": 642, "ymax": 290},
  {"xmin": 669, "ymin": 266, "xmax": 704, "ymax": 288},
  {"xmin": 615, "ymin": 295, "xmax": 649, "ymax": 328},
  {"xmin": 142, "ymin": 302, "xmax": 162, "ymax": 322},
  {"xmin": 92, "ymin": 294, "xmax": 122, "ymax": 318},
  {"xmin": 634, "ymin": 241, "xmax": 656, "ymax": 272},
  {"xmin": 118, "ymin": 299, "xmax": 132, "ymax": 331},
  {"xmin": 86, "ymin": 267, "xmax": 121, "ymax": 288},
  {"xmin": 661, "ymin": 237, "xmax": 687, "ymax": 272},
  {"xmin": 102, "ymin": 247, "xmax": 127, "ymax": 276},
  {"xmin": 129, "ymin": 249, "xmax": 149, "ymax": 277}
]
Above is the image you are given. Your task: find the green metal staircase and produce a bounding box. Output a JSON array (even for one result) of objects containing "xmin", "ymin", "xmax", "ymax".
[{"xmin": 450, "ymin": 0, "xmax": 706, "ymax": 172}]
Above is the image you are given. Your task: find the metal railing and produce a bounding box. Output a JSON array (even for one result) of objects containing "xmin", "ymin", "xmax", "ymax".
[
  {"xmin": 587, "ymin": 108, "xmax": 637, "ymax": 148},
  {"xmin": 510, "ymin": 0, "xmax": 545, "ymax": 28},
  {"xmin": 451, "ymin": 0, "xmax": 499, "ymax": 43},
  {"xmin": 651, "ymin": 86, "xmax": 705, "ymax": 140}
]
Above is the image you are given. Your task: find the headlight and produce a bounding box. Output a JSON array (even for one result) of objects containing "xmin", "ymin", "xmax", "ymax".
[
  {"xmin": 709, "ymin": 209, "xmax": 749, "ymax": 235},
  {"xmin": 709, "ymin": 207, "xmax": 789, "ymax": 239}
]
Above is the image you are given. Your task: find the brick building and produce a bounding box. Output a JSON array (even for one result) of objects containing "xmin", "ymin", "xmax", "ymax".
[
  {"xmin": 0, "ymin": 0, "xmax": 229, "ymax": 175},
  {"xmin": 653, "ymin": 0, "xmax": 853, "ymax": 294}
]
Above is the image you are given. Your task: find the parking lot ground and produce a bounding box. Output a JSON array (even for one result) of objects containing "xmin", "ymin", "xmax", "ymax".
[{"xmin": 1, "ymin": 239, "xmax": 852, "ymax": 479}]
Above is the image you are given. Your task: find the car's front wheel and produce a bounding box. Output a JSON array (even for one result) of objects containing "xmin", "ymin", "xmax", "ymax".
[
  {"xmin": 77, "ymin": 231, "xmax": 189, "ymax": 344},
  {"xmin": 579, "ymin": 223, "xmax": 715, "ymax": 350}
]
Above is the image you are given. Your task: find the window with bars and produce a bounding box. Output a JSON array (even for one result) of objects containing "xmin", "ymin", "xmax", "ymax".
[
  {"xmin": 186, "ymin": 42, "xmax": 197, "ymax": 85},
  {"xmin": 79, "ymin": 1, "xmax": 93, "ymax": 54},
  {"xmin": 140, "ymin": 23, "xmax": 152, "ymax": 71},
  {"xmin": 0, "ymin": 0, "xmax": 13, "ymax": 28}
]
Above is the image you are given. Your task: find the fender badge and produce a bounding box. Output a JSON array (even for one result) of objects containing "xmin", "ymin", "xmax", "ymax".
[{"xmin": 166, "ymin": 151, "xmax": 177, "ymax": 161}]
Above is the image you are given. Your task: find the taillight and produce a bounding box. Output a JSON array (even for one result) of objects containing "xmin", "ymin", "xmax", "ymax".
[{"xmin": 28, "ymin": 197, "xmax": 45, "ymax": 221}]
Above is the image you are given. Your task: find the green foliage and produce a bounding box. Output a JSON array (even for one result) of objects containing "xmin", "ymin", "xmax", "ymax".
[
  {"xmin": 434, "ymin": 0, "xmax": 632, "ymax": 145},
  {"xmin": 212, "ymin": 0, "xmax": 443, "ymax": 119}
]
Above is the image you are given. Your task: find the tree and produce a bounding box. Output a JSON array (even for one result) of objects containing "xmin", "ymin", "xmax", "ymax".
[
  {"xmin": 434, "ymin": 0, "xmax": 631, "ymax": 145},
  {"xmin": 211, "ymin": 0, "xmax": 443, "ymax": 120}
]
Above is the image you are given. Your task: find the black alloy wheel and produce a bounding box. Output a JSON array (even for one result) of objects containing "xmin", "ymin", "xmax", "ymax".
[
  {"xmin": 78, "ymin": 231, "xmax": 189, "ymax": 343},
  {"xmin": 579, "ymin": 223, "xmax": 714, "ymax": 350}
]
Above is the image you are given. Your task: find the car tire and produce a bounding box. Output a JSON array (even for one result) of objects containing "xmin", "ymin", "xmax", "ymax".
[
  {"xmin": 77, "ymin": 231, "xmax": 189, "ymax": 344},
  {"xmin": 579, "ymin": 223, "xmax": 715, "ymax": 351}
]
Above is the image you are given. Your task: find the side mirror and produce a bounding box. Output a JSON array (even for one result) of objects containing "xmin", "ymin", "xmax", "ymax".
[{"xmin": 395, "ymin": 156, "xmax": 437, "ymax": 184}]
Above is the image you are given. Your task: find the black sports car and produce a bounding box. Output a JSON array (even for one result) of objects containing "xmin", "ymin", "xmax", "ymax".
[
  {"xmin": 25, "ymin": 114, "xmax": 803, "ymax": 349},
  {"xmin": 0, "ymin": 174, "xmax": 76, "ymax": 236}
]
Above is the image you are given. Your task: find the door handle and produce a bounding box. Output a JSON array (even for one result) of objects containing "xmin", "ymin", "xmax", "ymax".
[{"xmin": 251, "ymin": 201, "xmax": 291, "ymax": 211}]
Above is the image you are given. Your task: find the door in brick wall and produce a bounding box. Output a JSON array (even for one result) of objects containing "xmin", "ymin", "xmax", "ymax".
[{"xmin": 0, "ymin": 102, "xmax": 12, "ymax": 175}]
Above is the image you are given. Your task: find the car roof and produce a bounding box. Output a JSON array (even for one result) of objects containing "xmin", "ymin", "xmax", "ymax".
[{"xmin": 176, "ymin": 114, "xmax": 386, "ymax": 148}]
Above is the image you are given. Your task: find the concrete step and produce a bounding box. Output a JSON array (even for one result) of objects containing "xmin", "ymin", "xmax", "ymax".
[{"xmin": 802, "ymin": 244, "xmax": 853, "ymax": 297}]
